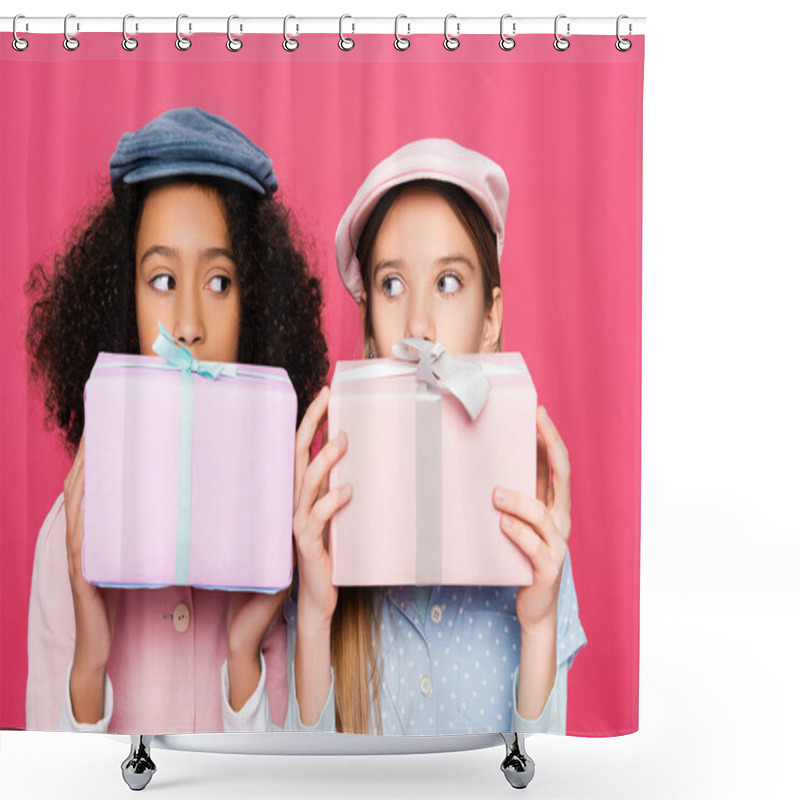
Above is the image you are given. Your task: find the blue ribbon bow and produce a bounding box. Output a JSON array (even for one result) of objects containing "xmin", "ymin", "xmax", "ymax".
[{"xmin": 152, "ymin": 320, "xmax": 237, "ymax": 380}]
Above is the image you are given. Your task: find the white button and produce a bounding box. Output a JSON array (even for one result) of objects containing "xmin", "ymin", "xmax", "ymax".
[
  {"xmin": 419, "ymin": 675, "xmax": 432, "ymax": 696},
  {"xmin": 430, "ymin": 605, "xmax": 443, "ymax": 625},
  {"xmin": 172, "ymin": 602, "xmax": 190, "ymax": 633}
]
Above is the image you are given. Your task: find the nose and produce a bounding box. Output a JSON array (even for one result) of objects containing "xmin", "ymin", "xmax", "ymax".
[
  {"xmin": 404, "ymin": 290, "xmax": 435, "ymax": 342},
  {"xmin": 172, "ymin": 284, "xmax": 204, "ymax": 349}
]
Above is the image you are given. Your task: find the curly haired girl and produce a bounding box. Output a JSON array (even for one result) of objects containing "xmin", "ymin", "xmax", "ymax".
[{"xmin": 25, "ymin": 107, "xmax": 328, "ymax": 734}]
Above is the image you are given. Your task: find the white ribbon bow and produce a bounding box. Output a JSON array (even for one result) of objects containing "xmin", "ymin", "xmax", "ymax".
[{"xmin": 392, "ymin": 338, "xmax": 490, "ymax": 421}]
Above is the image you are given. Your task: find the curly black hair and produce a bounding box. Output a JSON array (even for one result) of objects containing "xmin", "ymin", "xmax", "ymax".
[{"xmin": 26, "ymin": 175, "xmax": 329, "ymax": 455}]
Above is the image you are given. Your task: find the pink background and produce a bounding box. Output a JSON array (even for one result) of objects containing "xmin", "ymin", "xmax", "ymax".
[{"xmin": 0, "ymin": 33, "xmax": 643, "ymax": 735}]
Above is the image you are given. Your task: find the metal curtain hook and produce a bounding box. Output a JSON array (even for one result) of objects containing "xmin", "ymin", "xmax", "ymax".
[
  {"xmin": 227, "ymin": 15, "xmax": 242, "ymax": 51},
  {"xmin": 283, "ymin": 15, "xmax": 299, "ymax": 51},
  {"xmin": 122, "ymin": 14, "xmax": 138, "ymax": 51},
  {"xmin": 499, "ymin": 14, "xmax": 516, "ymax": 51},
  {"xmin": 339, "ymin": 14, "xmax": 354, "ymax": 50},
  {"xmin": 554, "ymin": 14, "xmax": 570, "ymax": 51},
  {"xmin": 394, "ymin": 14, "xmax": 410, "ymax": 51},
  {"xmin": 64, "ymin": 13, "xmax": 80, "ymax": 51},
  {"xmin": 176, "ymin": 14, "xmax": 191, "ymax": 51},
  {"xmin": 444, "ymin": 13, "xmax": 460, "ymax": 51},
  {"xmin": 12, "ymin": 14, "xmax": 29, "ymax": 51},
  {"xmin": 616, "ymin": 14, "xmax": 632, "ymax": 51}
]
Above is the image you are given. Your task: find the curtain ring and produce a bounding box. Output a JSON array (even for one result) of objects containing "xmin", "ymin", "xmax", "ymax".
[
  {"xmin": 283, "ymin": 15, "xmax": 299, "ymax": 51},
  {"xmin": 339, "ymin": 14, "xmax": 355, "ymax": 51},
  {"xmin": 176, "ymin": 14, "xmax": 191, "ymax": 51},
  {"xmin": 12, "ymin": 15, "xmax": 29, "ymax": 52},
  {"xmin": 63, "ymin": 13, "xmax": 80, "ymax": 51},
  {"xmin": 394, "ymin": 15, "xmax": 410, "ymax": 51},
  {"xmin": 616, "ymin": 14, "xmax": 632, "ymax": 52},
  {"xmin": 443, "ymin": 14, "xmax": 460, "ymax": 51},
  {"xmin": 499, "ymin": 14, "xmax": 516, "ymax": 51},
  {"xmin": 122, "ymin": 14, "xmax": 138, "ymax": 51},
  {"xmin": 553, "ymin": 14, "xmax": 570, "ymax": 51},
  {"xmin": 227, "ymin": 15, "xmax": 243, "ymax": 52}
]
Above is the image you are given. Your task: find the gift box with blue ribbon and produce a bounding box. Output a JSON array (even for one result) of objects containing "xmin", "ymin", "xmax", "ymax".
[{"xmin": 82, "ymin": 323, "xmax": 297, "ymax": 593}]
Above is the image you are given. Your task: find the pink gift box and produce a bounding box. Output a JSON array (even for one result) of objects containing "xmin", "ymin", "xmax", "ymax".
[
  {"xmin": 83, "ymin": 351, "xmax": 296, "ymax": 592},
  {"xmin": 329, "ymin": 344, "xmax": 537, "ymax": 586}
]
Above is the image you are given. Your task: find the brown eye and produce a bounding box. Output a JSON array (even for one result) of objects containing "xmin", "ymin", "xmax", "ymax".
[
  {"xmin": 208, "ymin": 275, "xmax": 232, "ymax": 294},
  {"xmin": 150, "ymin": 274, "xmax": 175, "ymax": 292}
]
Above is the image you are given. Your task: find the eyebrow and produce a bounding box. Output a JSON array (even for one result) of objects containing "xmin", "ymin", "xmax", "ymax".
[
  {"xmin": 373, "ymin": 255, "xmax": 476, "ymax": 276},
  {"xmin": 140, "ymin": 245, "xmax": 235, "ymax": 267}
]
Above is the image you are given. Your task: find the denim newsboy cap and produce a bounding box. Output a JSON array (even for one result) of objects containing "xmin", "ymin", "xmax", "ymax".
[{"xmin": 109, "ymin": 107, "xmax": 278, "ymax": 196}]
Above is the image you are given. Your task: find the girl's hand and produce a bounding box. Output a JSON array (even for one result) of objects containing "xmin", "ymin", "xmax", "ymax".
[
  {"xmin": 292, "ymin": 386, "xmax": 352, "ymax": 627},
  {"xmin": 64, "ymin": 437, "xmax": 117, "ymax": 722},
  {"xmin": 493, "ymin": 406, "xmax": 570, "ymax": 635}
]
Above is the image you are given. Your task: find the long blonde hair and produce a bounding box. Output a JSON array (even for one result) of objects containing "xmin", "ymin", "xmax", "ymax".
[{"xmin": 330, "ymin": 588, "xmax": 384, "ymax": 734}]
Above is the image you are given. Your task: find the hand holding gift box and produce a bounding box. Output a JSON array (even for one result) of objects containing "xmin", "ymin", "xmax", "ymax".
[
  {"xmin": 82, "ymin": 323, "xmax": 296, "ymax": 593},
  {"xmin": 329, "ymin": 338, "xmax": 538, "ymax": 586}
]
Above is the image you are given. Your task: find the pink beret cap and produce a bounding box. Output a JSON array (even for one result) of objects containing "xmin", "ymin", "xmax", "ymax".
[{"xmin": 334, "ymin": 138, "xmax": 509, "ymax": 301}]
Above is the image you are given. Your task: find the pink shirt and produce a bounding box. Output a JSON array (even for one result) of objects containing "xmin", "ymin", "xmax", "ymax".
[{"xmin": 26, "ymin": 494, "xmax": 289, "ymax": 733}]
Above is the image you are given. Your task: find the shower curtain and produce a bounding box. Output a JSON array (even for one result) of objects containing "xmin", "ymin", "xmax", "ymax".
[{"xmin": 0, "ymin": 27, "xmax": 643, "ymax": 738}]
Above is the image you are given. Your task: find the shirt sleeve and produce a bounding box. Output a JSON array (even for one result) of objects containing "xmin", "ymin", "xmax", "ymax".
[
  {"xmin": 58, "ymin": 659, "xmax": 114, "ymax": 732},
  {"xmin": 557, "ymin": 548, "xmax": 588, "ymax": 669},
  {"xmin": 511, "ymin": 661, "xmax": 567, "ymax": 735},
  {"xmin": 27, "ymin": 495, "xmax": 81, "ymax": 731},
  {"xmin": 283, "ymin": 624, "xmax": 336, "ymax": 732},
  {"xmin": 221, "ymin": 651, "xmax": 277, "ymax": 732}
]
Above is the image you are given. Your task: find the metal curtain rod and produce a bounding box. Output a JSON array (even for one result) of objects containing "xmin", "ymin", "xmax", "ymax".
[{"xmin": 1, "ymin": 15, "xmax": 646, "ymax": 36}]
